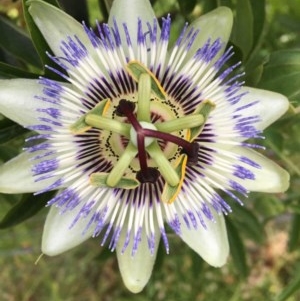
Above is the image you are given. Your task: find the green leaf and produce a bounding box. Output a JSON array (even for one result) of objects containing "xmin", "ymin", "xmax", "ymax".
[
  {"xmin": 98, "ymin": 0, "xmax": 110, "ymax": 21},
  {"xmin": 288, "ymin": 214, "xmax": 300, "ymax": 252},
  {"xmin": 22, "ymin": 0, "xmax": 61, "ymax": 78},
  {"xmin": 226, "ymin": 218, "xmax": 249, "ymax": 278},
  {"xmin": 229, "ymin": 201, "xmax": 265, "ymax": 244},
  {"xmin": 249, "ymin": 0, "xmax": 266, "ymax": 50},
  {"xmin": 0, "ymin": 191, "xmax": 55, "ymax": 229},
  {"xmin": 257, "ymin": 49, "xmax": 300, "ymax": 103},
  {"xmin": 190, "ymin": 248, "xmax": 204, "ymax": 278},
  {"xmin": 0, "ymin": 62, "xmax": 40, "ymax": 79},
  {"xmin": 253, "ymin": 195, "xmax": 286, "ymax": 219},
  {"xmin": 230, "ymin": 0, "xmax": 253, "ymax": 60},
  {"xmin": 0, "ymin": 145, "xmax": 20, "ymax": 161},
  {"xmin": 0, "ymin": 15, "xmax": 41, "ymax": 67},
  {"xmin": 198, "ymin": 0, "xmax": 219, "ymax": 14},
  {"xmin": 59, "ymin": 0, "xmax": 90, "ymax": 24},
  {"xmin": 244, "ymin": 62, "xmax": 264, "ymax": 87},
  {"xmin": 275, "ymin": 265, "xmax": 300, "ymax": 301},
  {"xmin": 178, "ymin": 0, "xmax": 197, "ymax": 16},
  {"xmin": 0, "ymin": 118, "xmax": 28, "ymax": 144}
]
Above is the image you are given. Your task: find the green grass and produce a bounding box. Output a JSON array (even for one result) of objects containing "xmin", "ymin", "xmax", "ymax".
[{"xmin": 0, "ymin": 204, "xmax": 299, "ymax": 301}]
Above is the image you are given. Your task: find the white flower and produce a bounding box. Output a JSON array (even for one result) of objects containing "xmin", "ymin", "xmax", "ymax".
[{"xmin": 0, "ymin": 0, "xmax": 289, "ymax": 293}]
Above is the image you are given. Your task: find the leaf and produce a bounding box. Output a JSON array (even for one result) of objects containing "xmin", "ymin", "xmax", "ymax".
[
  {"xmin": 98, "ymin": 0, "xmax": 110, "ymax": 21},
  {"xmin": 0, "ymin": 15, "xmax": 41, "ymax": 67},
  {"xmin": 59, "ymin": 0, "xmax": 90, "ymax": 24},
  {"xmin": 275, "ymin": 265, "xmax": 300, "ymax": 301},
  {"xmin": 249, "ymin": 0, "xmax": 266, "ymax": 50},
  {"xmin": 229, "ymin": 201, "xmax": 265, "ymax": 244},
  {"xmin": 226, "ymin": 217, "xmax": 249, "ymax": 278},
  {"xmin": 257, "ymin": 49, "xmax": 300, "ymax": 103},
  {"xmin": 0, "ymin": 145, "xmax": 20, "ymax": 161},
  {"xmin": 244, "ymin": 62, "xmax": 264, "ymax": 87},
  {"xmin": 230, "ymin": 0, "xmax": 253, "ymax": 60},
  {"xmin": 0, "ymin": 62, "xmax": 40, "ymax": 79},
  {"xmin": 178, "ymin": 0, "xmax": 197, "ymax": 16},
  {"xmin": 0, "ymin": 191, "xmax": 55, "ymax": 229},
  {"xmin": 22, "ymin": 0, "xmax": 61, "ymax": 78},
  {"xmin": 0, "ymin": 119, "xmax": 28, "ymax": 144},
  {"xmin": 190, "ymin": 248, "xmax": 204, "ymax": 278},
  {"xmin": 288, "ymin": 214, "xmax": 300, "ymax": 252}
]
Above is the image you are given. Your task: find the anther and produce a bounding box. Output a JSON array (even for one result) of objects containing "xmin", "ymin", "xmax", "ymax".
[
  {"xmin": 182, "ymin": 142, "xmax": 199, "ymax": 166},
  {"xmin": 115, "ymin": 99, "xmax": 136, "ymax": 117},
  {"xmin": 136, "ymin": 167, "xmax": 161, "ymax": 184}
]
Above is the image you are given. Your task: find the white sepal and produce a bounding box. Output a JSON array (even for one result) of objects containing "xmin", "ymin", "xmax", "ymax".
[
  {"xmin": 183, "ymin": 7, "xmax": 233, "ymax": 64},
  {"xmin": 116, "ymin": 227, "xmax": 160, "ymax": 293},
  {"xmin": 42, "ymin": 203, "xmax": 94, "ymax": 256},
  {"xmin": 179, "ymin": 210, "xmax": 229, "ymax": 267},
  {"xmin": 238, "ymin": 87, "xmax": 290, "ymax": 131},
  {"xmin": 0, "ymin": 78, "xmax": 48, "ymax": 127},
  {"xmin": 0, "ymin": 151, "xmax": 59, "ymax": 193},
  {"xmin": 28, "ymin": 0, "xmax": 91, "ymax": 58},
  {"xmin": 108, "ymin": 0, "xmax": 159, "ymax": 52},
  {"xmin": 229, "ymin": 146, "xmax": 290, "ymax": 193}
]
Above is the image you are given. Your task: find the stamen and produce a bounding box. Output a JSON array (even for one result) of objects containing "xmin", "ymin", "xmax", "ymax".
[
  {"xmin": 162, "ymin": 155, "xmax": 188, "ymax": 203},
  {"xmin": 90, "ymin": 172, "xmax": 139, "ymax": 189},
  {"xmin": 190, "ymin": 100, "xmax": 215, "ymax": 141},
  {"xmin": 155, "ymin": 114, "xmax": 204, "ymax": 133},
  {"xmin": 126, "ymin": 60, "xmax": 166, "ymax": 100},
  {"xmin": 85, "ymin": 114, "xmax": 130, "ymax": 137},
  {"xmin": 70, "ymin": 99, "xmax": 110, "ymax": 134},
  {"xmin": 137, "ymin": 73, "xmax": 151, "ymax": 122},
  {"xmin": 147, "ymin": 142, "xmax": 180, "ymax": 186},
  {"xmin": 106, "ymin": 142, "xmax": 137, "ymax": 187}
]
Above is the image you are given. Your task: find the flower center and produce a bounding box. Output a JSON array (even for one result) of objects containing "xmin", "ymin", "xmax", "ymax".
[{"xmin": 70, "ymin": 61, "xmax": 215, "ymax": 202}]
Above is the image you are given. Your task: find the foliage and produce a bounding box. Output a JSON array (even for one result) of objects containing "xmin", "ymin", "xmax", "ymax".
[{"xmin": 0, "ymin": 0, "xmax": 299, "ymax": 300}]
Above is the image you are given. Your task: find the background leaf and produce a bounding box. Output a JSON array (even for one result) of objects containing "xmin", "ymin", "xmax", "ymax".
[
  {"xmin": 178, "ymin": 0, "xmax": 197, "ymax": 17},
  {"xmin": 249, "ymin": 0, "xmax": 266, "ymax": 52},
  {"xmin": 0, "ymin": 191, "xmax": 54, "ymax": 229},
  {"xmin": 257, "ymin": 49, "xmax": 300, "ymax": 103},
  {"xmin": 288, "ymin": 214, "xmax": 300, "ymax": 252},
  {"xmin": 226, "ymin": 218, "xmax": 249, "ymax": 278},
  {"xmin": 230, "ymin": 0, "xmax": 253, "ymax": 61},
  {"xmin": 275, "ymin": 265, "xmax": 300, "ymax": 301},
  {"xmin": 0, "ymin": 119, "xmax": 28, "ymax": 144},
  {"xmin": 22, "ymin": 0, "xmax": 61, "ymax": 77},
  {"xmin": 0, "ymin": 61, "xmax": 39, "ymax": 78},
  {"xmin": 0, "ymin": 15, "xmax": 40, "ymax": 68},
  {"xmin": 228, "ymin": 201, "xmax": 266, "ymax": 243}
]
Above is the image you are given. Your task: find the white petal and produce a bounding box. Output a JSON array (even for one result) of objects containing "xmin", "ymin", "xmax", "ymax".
[
  {"xmin": 108, "ymin": 0, "xmax": 158, "ymax": 51},
  {"xmin": 0, "ymin": 79, "xmax": 45, "ymax": 127},
  {"xmin": 184, "ymin": 7, "xmax": 233, "ymax": 63},
  {"xmin": 0, "ymin": 151, "xmax": 57, "ymax": 193},
  {"xmin": 28, "ymin": 0, "xmax": 91, "ymax": 57},
  {"xmin": 238, "ymin": 87, "xmax": 289, "ymax": 131},
  {"xmin": 179, "ymin": 211, "xmax": 229, "ymax": 267},
  {"xmin": 42, "ymin": 204, "xmax": 94, "ymax": 256},
  {"xmin": 116, "ymin": 228, "xmax": 160, "ymax": 293},
  {"xmin": 229, "ymin": 146, "xmax": 290, "ymax": 193}
]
